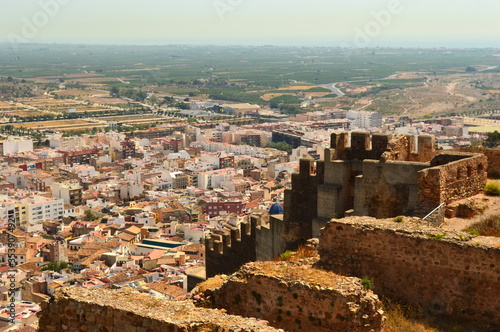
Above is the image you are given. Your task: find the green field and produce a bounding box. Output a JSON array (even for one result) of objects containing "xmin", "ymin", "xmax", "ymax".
[{"xmin": 1, "ymin": 44, "xmax": 498, "ymax": 88}]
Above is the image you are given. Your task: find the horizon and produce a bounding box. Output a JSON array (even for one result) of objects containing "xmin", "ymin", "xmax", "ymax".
[
  {"xmin": 1, "ymin": 0, "xmax": 499, "ymax": 49},
  {"xmin": 2, "ymin": 41, "xmax": 500, "ymax": 51}
]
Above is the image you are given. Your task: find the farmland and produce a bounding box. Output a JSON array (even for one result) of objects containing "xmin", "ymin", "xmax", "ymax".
[{"xmin": 0, "ymin": 44, "xmax": 499, "ymax": 120}]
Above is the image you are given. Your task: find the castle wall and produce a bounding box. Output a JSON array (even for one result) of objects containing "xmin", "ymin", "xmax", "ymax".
[
  {"xmin": 39, "ymin": 287, "xmax": 281, "ymax": 332},
  {"xmin": 206, "ymin": 215, "xmax": 286, "ymax": 278},
  {"xmin": 318, "ymin": 217, "xmax": 500, "ymax": 327},
  {"xmin": 452, "ymin": 147, "xmax": 500, "ymax": 177},
  {"xmin": 255, "ymin": 215, "xmax": 286, "ymax": 261},
  {"xmin": 417, "ymin": 153, "xmax": 487, "ymax": 216},
  {"xmin": 283, "ymin": 158, "xmax": 320, "ymax": 245},
  {"xmin": 205, "ymin": 221, "xmax": 257, "ymax": 278},
  {"xmin": 194, "ymin": 261, "xmax": 385, "ymax": 332},
  {"xmin": 354, "ymin": 160, "xmax": 428, "ymax": 218},
  {"xmin": 331, "ymin": 132, "xmax": 435, "ymax": 162}
]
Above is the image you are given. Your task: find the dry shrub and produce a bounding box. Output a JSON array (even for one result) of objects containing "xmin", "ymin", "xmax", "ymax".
[
  {"xmin": 384, "ymin": 300, "xmax": 438, "ymax": 332},
  {"xmin": 465, "ymin": 214, "xmax": 500, "ymax": 237}
]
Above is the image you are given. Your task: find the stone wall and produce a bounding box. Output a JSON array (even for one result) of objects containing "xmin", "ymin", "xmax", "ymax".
[
  {"xmin": 330, "ymin": 132, "xmax": 435, "ymax": 162},
  {"xmin": 354, "ymin": 160, "xmax": 429, "ymax": 218},
  {"xmin": 205, "ymin": 215, "xmax": 286, "ymax": 278},
  {"xmin": 283, "ymin": 157, "xmax": 321, "ymax": 245},
  {"xmin": 39, "ymin": 287, "xmax": 282, "ymax": 332},
  {"xmin": 453, "ymin": 147, "xmax": 500, "ymax": 177},
  {"xmin": 193, "ymin": 261, "xmax": 385, "ymax": 332},
  {"xmin": 205, "ymin": 220, "xmax": 257, "ymax": 278},
  {"xmin": 417, "ymin": 153, "xmax": 487, "ymax": 216},
  {"xmin": 318, "ymin": 217, "xmax": 500, "ymax": 328}
]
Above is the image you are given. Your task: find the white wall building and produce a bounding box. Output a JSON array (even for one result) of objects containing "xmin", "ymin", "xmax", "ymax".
[
  {"xmin": 347, "ymin": 110, "xmax": 382, "ymax": 129},
  {"xmin": 2, "ymin": 137, "xmax": 33, "ymax": 156},
  {"xmin": 26, "ymin": 195, "xmax": 64, "ymax": 225}
]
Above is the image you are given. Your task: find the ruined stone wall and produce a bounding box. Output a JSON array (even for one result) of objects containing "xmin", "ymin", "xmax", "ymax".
[
  {"xmin": 283, "ymin": 157, "xmax": 321, "ymax": 245},
  {"xmin": 193, "ymin": 261, "xmax": 385, "ymax": 332},
  {"xmin": 318, "ymin": 217, "xmax": 500, "ymax": 328},
  {"xmin": 330, "ymin": 132, "xmax": 435, "ymax": 162},
  {"xmin": 417, "ymin": 153, "xmax": 487, "ymax": 216},
  {"xmin": 354, "ymin": 160, "xmax": 429, "ymax": 218},
  {"xmin": 205, "ymin": 220, "xmax": 257, "ymax": 278},
  {"xmin": 453, "ymin": 147, "xmax": 500, "ymax": 177},
  {"xmin": 205, "ymin": 214, "xmax": 287, "ymax": 278},
  {"xmin": 39, "ymin": 287, "xmax": 281, "ymax": 332}
]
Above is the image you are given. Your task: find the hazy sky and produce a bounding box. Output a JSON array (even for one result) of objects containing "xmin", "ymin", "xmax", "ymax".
[{"xmin": 1, "ymin": 0, "xmax": 499, "ymax": 48}]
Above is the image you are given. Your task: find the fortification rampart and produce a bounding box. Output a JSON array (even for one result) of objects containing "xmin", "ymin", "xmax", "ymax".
[
  {"xmin": 329, "ymin": 132, "xmax": 435, "ymax": 162},
  {"xmin": 39, "ymin": 287, "xmax": 282, "ymax": 332},
  {"xmin": 205, "ymin": 215, "xmax": 286, "ymax": 278},
  {"xmin": 452, "ymin": 147, "xmax": 500, "ymax": 177},
  {"xmin": 193, "ymin": 261, "xmax": 385, "ymax": 332},
  {"xmin": 318, "ymin": 217, "xmax": 500, "ymax": 328},
  {"xmin": 417, "ymin": 152, "xmax": 487, "ymax": 216}
]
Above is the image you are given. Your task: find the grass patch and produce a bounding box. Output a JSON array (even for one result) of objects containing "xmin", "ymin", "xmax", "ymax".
[
  {"xmin": 465, "ymin": 215, "xmax": 500, "ymax": 237},
  {"xmin": 275, "ymin": 245, "xmax": 317, "ymax": 262},
  {"xmin": 384, "ymin": 298, "xmax": 494, "ymax": 332},
  {"xmin": 427, "ymin": 233, "xmax": 446, "ymax": 240},
  {"xmin": 393, "ymin": 216, "xmax": 404, "ymax": 223},
  {"xmin": 483, "ymin": 182, "xmax": 500, "ymax": 196},
  {"xmin": 278, "ymin": 250, "xmax": 293, "ymax": 261},
  {"xmin": 361, "ymin": 276, "xmax": 374, "ymax": 290}
]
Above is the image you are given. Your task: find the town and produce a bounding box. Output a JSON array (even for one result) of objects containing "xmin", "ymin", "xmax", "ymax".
[{"xmin": 0, "ymin": 44, "xmax": 499, "ymax": 331}]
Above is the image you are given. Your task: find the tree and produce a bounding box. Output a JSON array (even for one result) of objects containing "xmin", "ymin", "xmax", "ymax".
[
  {"xmin": 484, "ymin": 130, "xmax": 500, "ymax": 148},
  {"xmin": 267, "ymin": 141, "xmax": 292, "ymax": 154},
  {"xmin": 84, "ymin": 209, "xmax": 98, "ymax": 221},
  {"xmin": 42, "ymin": 261, "xmax": 71, "ymax": 272},
  {"xmin": 110, "ymin": 86, "xmax": 120, "ymax": 98}
]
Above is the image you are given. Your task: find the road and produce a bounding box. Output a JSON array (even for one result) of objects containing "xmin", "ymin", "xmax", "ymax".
[{"xmin": 320, "ymin": 83, "xmax": 345, "ymax": 97}]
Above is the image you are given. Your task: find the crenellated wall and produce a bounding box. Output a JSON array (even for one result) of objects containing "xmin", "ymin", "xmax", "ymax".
[
  {"xmin": 318, "ymin": 217, "xmax": 500, "ymax": 329},
  {"xmin": 329, "ymin": 132, "xmax": 435, "ymax": 162},
  {"xmin": 205, "ymin": 214, "xmax": 286, "ymax": 278}
]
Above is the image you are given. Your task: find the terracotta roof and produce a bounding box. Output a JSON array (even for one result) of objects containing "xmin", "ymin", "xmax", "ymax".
[
  {"xmin": 181, "ymin": 243, "xmax": 204, "ymax": 252},
  {"xmin": 124, "ymin": 225, "xmax": 142, "ymax": 235},
  {"xmin": 148, "ymin": 249, "xmax": 166, "ymax": 260},
  {"xmin": 146, "ymin": 281, "xmax": 186, "ymax": 298},
  {"xmin": 116, "ymin": 233, "xmax": 136, "ymax": 242}
]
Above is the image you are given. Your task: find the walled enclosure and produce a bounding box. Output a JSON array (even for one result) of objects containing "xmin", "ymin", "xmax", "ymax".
[
  {"xmin": 205, "ymin": 214, "xmax": 286, "ymax": 278},
  {"xmin": 318, "ymin": 217, "xmax": 500, "ymax": 328},
  {"xmin": 38, "ymin": 287, "xmax": 282, "ymax": 332},
  {"xmin": 453, "ymin": 147, "xmax": 500, "ymax": 177},
  {"xmin": 206, "ymin": 132, "xmax": 488, "ymax": 279},
  {"xmin": 193, "ymin": 261, "xmax": 385, "ymax": 332}
]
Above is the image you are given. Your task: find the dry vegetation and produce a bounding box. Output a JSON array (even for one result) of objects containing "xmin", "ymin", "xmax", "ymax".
[
  {"xmin": 384, "ymin": 300, "xmax": 438, "ymax": 332},
  {"xmin": 465, "ymin": 215, "xmax": 500, "ymax": 237}
]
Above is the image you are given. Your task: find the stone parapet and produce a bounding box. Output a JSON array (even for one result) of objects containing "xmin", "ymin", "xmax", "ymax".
[
  {"xmin": 193, "ymin": 260, "xmax": 385, "ymax": 332},
  {"xmin": 38, "ymin": 287, "xmax": 282, "ymax": 332},
  {"xmin": 318, "ymin": 217, "xmax": 500, "ymax": 329}
]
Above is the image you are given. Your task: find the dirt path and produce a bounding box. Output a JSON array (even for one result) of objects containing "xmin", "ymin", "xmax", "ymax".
[{"xmin": 442, "ymin": 193, "xmax": 500, "ymax": 232}]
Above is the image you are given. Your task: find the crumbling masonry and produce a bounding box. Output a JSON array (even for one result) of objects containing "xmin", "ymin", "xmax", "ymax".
[{"xmin": 206, "ymin": 132, "xmax": 487, "ymax": 277}]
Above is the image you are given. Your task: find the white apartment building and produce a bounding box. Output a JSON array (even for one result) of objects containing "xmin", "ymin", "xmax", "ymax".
[
  {"xmin": 0, "ymin": 195, "xmax": 63, "ymax": 227},
  {"xmin": 26, "ymin": 195, "xmax": 64, "ymax": 225},
  {"xmin": 1, "ymin": 137, "xmax": 33, "ymax": 156},
  {"xmin": 347, "ymin": 110, "xmax": 382, "ymax": 129},
  {"xmin": 51, "ymin": 181, "xmax": 83, "ymax": 206}
]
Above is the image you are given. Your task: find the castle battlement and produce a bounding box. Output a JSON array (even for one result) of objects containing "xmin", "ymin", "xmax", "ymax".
[{"xmin": 328, "ymin": 131, "xmax": 435, "ymax": 162}]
